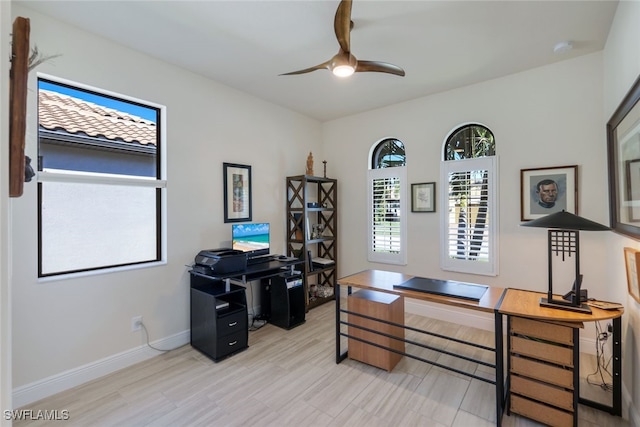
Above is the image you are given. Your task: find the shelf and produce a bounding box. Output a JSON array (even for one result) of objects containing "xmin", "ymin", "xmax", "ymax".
[
  {"xmin": 286, "ymin": 175, "xmax": 338, "ymax": 311},
  {"xmin": 288, "ymin": 174, "xmax": 335, "ymax": 183},
  {"xmin": 309, "ymin": 265, "xmax": 335, "ymax": 274},
  {"xmin": 307, "ymin": 294, "xmax": 335, "ymax": 309}
]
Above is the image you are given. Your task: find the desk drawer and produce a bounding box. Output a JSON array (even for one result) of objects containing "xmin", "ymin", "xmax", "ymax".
[
  {"xmin": 511, "ymin": 375, "xmax": 573, "ymax": 411},
  {"xmin": 511, "ymin": 356, "xmax": 573, "ymax": 389},
  {"xmin": 511, "ymin": 336, "xmax": 573, "ymax": 367},
  {"xmin": 217, "ymin": 310, "xmax": 247, "ymax": 337},
  {"xmin": 216, "ymin": 330, "xmax": 247, "ymax": 358},
  {"xmin": 511, "ymin": 316, "xmax": 573, "ymax": 345},
  {"xmin": 510, "ymin": 394, "xmax": 573, "ymax": 427}
]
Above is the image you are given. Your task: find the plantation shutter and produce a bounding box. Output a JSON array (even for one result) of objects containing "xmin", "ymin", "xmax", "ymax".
[
  {"xmin": 368, "ymin": 166, "xmax": 407, "ymax": 265},
  {"xmin": 440, "ymin": 157, "xmax": 497, "ymax": 275}
]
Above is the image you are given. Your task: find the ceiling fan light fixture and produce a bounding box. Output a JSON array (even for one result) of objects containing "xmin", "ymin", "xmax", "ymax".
[
  {"xmin": 332, "ymin": 64, "xmax": 355, "ymax": 77},
  {"xmin": 280, "ymin": 0, "xmax": 404, "ymax": 78}
]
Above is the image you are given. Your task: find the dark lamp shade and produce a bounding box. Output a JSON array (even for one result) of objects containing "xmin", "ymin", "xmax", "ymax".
[{"xmin": 521, "ymin": 210, "xmax": 610, "ymax": 231}]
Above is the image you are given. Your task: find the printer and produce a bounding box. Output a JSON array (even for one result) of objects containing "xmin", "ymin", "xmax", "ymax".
[{"xmin": 193, "ymin": 248, "xmax": 247, "ymax": 275}]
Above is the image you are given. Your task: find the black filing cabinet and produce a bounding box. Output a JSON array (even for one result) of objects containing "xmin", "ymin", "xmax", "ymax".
[{"xmin": 190, "ymin": 273, "xmax": 248, "ymax": 362}]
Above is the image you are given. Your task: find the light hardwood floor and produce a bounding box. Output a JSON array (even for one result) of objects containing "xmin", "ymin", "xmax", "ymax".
[{"xmin": 15, "ymin": 302, "xmax": 627, "ymax": 426}]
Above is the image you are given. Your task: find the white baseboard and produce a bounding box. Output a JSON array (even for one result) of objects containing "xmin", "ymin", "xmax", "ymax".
[
  {"xmin": 12, "ymin": 330, "xmax": 190, "ymax": 409},
  {"xmin": 404, "ymin": 297, "xmax": 599, "ymax": 355}
]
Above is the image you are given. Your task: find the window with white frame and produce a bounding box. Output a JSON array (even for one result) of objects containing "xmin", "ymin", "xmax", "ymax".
[
  {"xmin": 440, "ymin": 124, "xmax": 498, "ymax": 276},
  {"xmin": 368, "ymin": 138, "xmax": 407, "ymax": 265},
  {"xmin": 37, "ymin": 76, "xmax": 166, "ymax": 278}
]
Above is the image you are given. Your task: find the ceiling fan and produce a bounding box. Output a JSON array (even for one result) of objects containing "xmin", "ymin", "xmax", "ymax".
[{"xmin": 280, "ymin": 0, "xmax": 405, "ymax": 78}]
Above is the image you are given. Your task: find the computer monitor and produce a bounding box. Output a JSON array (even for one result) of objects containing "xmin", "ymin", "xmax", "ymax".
[{"xmin": 232, "ymin": 223, "xmax": 270, "ymax": 258}]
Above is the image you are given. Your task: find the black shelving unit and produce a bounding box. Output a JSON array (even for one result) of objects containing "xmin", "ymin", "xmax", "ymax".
[{"xmin": 286, "ymin": 175, "xmax": 337, "ymax": 310}]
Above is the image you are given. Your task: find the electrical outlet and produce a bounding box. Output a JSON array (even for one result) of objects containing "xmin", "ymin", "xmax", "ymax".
[
  {"xmin": 131, "ymin": 316, "xmax": 143, "ymax": 332},
  {"xmin": 607, "ymin": 322, "xmax": 613, "ymax": 333}
]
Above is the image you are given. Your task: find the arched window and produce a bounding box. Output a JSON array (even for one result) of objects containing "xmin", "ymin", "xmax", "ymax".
[
  {"xmin": 441, "ymin": 124, "xmax": 498, "ymax": 276},
  {"xmin": 444, "ymin": 124, "xmax": 495, "ymax": 160},
  {"xmin": 368, "ymin": 138, "xmax": 407, "ymax": 265},
  {"xmin": 372, "ymin": 138, "xmax": 406, "ymax": 168}
]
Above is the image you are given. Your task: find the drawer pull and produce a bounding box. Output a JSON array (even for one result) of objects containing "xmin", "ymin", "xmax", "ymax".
[
  {"xmin": 228, "ymin": 341, "xmax": 237, "ymax": 346},
  {"xmin": 228, "ymin": 321, "xmax": 238, "ymax": 327}
]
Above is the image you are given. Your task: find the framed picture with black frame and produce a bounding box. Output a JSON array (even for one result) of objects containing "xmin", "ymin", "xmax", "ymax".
[
  {"xmin": 223, "ymin": 162, "xmax": 252, "ymax": 223},
  {"xmin": 520, "ymin": 165, "xmax": 577, "ymax": 221},
  {"xmin": 607, "ymin": 73, "xmax": 640, "ymax": 239},
  {"xmin": 411, "ymin": 182, "xmax": 436, "ymax": 212}
]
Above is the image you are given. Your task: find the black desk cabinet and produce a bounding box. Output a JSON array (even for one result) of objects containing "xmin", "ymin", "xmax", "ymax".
[
  {"xmin": 190, "ymin": 273, "xmax": 248, "ymax": 362},
  {"xmin": 264, "ymin": 273, "xmax": 305, "ymax": 330}
]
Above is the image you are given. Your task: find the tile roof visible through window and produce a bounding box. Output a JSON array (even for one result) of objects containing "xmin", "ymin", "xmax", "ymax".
[{"xmin": 38, "ymin": 89, "xmax": 157, "ymax": 147}]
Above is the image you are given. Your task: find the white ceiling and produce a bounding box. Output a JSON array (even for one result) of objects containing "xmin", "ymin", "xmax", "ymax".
[{"xmin": 18, "ymin": 0, "xmax": 618, "ymax": 122}]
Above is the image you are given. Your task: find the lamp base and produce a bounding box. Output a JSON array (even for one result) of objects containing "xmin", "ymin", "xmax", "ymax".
[{"xmin": 540, "ymin": 297, "xmax": 592, "ymax": 314}]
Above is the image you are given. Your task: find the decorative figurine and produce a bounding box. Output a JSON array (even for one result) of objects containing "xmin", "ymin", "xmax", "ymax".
[{"xmin": 306, "ymin": 152, "xmax": 314, "ymax": 175}]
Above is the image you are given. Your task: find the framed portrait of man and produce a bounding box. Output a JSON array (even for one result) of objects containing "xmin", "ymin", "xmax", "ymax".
[{"xmin": 520, "ymin": 165, "xmax": 578, "ymax": 221}]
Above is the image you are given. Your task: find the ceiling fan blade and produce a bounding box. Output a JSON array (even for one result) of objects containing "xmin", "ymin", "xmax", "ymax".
[
  {"xmin": 279, "ymin": 61, "xmax": 330, "ymax": 76},
  {"xmin": 334, "ymin": 0, "xmax": 352, "ymax": 54},
  {"xmin": 356, "ymin": 60, "xmax": 406, "ymax": 77}
]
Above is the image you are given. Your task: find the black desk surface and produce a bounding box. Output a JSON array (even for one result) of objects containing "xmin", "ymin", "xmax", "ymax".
[{"xmin": 190, "ymin": 258, "xmax": 304, "ymax": 281}]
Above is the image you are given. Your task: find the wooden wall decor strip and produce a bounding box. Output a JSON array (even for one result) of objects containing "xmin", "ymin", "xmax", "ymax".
[{"xmin": 9, "ymin": 17, "xmax": 30, "ymax": 197}]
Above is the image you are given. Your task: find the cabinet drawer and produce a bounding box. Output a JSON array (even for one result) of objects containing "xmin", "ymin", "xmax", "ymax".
[
  {"xmin": 511, "ymin": 356, "xmax": 573, "ymax": 389},
  {"xmin": 218, "ymin": 310, "xmax": 247, "ymax": 337},
  {"xmin": 216, "ymin": 330, "xmax": 247, "ymax": 358},
  {"xmin": 511, "ymin": 375, "xmax": 573, "ymax": 411},
  {"xmin": 510, "ymin": 394, "xmax": 573, "ymax": 427},
  {"xmin": 511, "ymin": 316, "xmax": 573, "ymax": 345},
  {"xmin": 511, "ymin": 336, "xmax": 573, "ymax": 367}
]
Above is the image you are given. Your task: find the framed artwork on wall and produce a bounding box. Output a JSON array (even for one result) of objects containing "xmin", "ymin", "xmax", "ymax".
[
  {"xmin": 608, "ymin": 73, "xmax": 640, "ymax": 240},
  {"xmin": 520, "ymin": 165, "xmax": 578, "ymax": 221},
  {"xmin": 223, "ymin": 163, "xmax": 252, "ymax": 223},
  {"xmin": 411, "ymin": 182, "xmax": 435, "ymax": 212},
  {"xmin": 624, "ymin": 247, "xmax": 640, "ymax": 304}
]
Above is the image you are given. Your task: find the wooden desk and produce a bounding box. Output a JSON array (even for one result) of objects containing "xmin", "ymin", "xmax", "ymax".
[
  {"xmin": 336, "ymin": 270, "xmax": 507, "ymax": 425},
  {"xmin": 497, "ymin": 288, "xmax": 623, "ymax": 426},
  {"xmin": 336, "ymin": 270, "xmax": 624, "ymax": 427}
]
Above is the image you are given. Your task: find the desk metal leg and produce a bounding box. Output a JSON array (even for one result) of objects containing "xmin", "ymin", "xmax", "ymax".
[
  {"xmin": 494, "ymin": 311, "xmax": 504, "ymax": 426},
  {"xmin": 613, "ymin": 316, "xmax": 622, "ymax": 416},
  {"xmin": 335, "ymin": 283, "xmax": 341, "ymax": 363},
  {"xmin": 335, "ymin": 284, "xmax": 352, "ymax": 364},
  {"xmin": 573, "ymin": 328, "xmax": 579, "ymax": 427},
  {"xmin": 577, "ymin": 317, "xmax": 622, "ymax": 416}
]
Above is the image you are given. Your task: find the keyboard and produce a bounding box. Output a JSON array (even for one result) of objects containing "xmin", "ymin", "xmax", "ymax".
[{"xmin": 247, "ymin": 254, "xmax": 276, "ymax": 265}]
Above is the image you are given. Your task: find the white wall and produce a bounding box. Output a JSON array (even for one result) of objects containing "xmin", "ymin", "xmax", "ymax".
[
  {"xmin": 603, "ymin": 1, "xmax": 640, "ymax": 425},
  {"xmin": 9, "ymin": 4, "xmax": 322, "ymax": 404},
  {"xmin": 1, "ymin": 1, "xmax": 13, "ymax": 424}
]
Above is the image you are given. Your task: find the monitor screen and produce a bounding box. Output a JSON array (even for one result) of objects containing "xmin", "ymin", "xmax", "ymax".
[{"xmin": 232, "ymin": 223, "xmax": 270, "ymax": 257}]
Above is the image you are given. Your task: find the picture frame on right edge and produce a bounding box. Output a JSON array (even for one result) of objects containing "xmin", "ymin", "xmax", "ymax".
[
  {"xmin": 411, "ymin": 182, "xmax": 436, "ymax": 212},
  {"xmin": 624, "ymin": 247, "xmax": 640, "ymax": 304},
  {"xmin": 520, "ymin": 165, "xmax": 577, "ymax": 221}
]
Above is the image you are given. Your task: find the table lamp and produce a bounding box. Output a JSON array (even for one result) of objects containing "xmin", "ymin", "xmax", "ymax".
[{"xmin": 521, "ymin": 210, "xmax": 610, "ymax": 313}]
